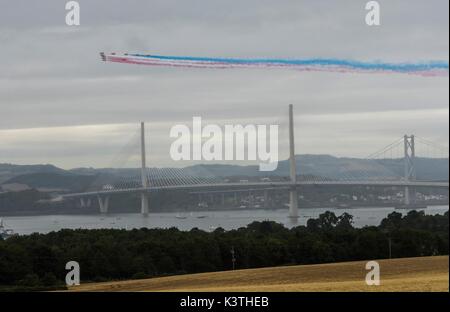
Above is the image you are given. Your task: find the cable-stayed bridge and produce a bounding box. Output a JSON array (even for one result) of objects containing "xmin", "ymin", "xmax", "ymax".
[{"xmin": 60, "ymin": 105, "xmax": 449, "ymax": 218}]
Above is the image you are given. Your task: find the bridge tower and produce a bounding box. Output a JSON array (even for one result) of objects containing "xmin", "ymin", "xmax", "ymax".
[
  {"xmin": 141, "ymin": 122, "xmax": 149, "ymax": 216},
  {"xmin": 289, "ymin": 104, "xmax": 299, "ymax": 218},
  {"xmin": 403, "ymin": 134, "xmax": 416, "ymax": 205}
]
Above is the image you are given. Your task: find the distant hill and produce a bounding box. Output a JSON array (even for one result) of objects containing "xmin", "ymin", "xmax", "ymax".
[
  {"xmin": 154, "ymin": 156, "xmax": 449, "ymax": 181},
  {"xmin": 69, "ymin": 155, "xmax": 449, "ymax": 181},
  {"xmin": 4, "ymin": 173, "xmax": 97, "ymax": 193},
  {"xmin": 0, "ymin": 163, "xmax": 66, "ymax": 184}
]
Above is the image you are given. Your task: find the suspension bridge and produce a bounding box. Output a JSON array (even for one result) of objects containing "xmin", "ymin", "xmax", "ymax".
[{"xmin": 60, "ymin": 105, "xmax": 449, "ymax": 218}]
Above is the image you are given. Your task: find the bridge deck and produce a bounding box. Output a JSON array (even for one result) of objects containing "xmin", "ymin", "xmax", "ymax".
[{"xmin": 61, "ymin": 180, "xmax": 449, "ymax": 199}]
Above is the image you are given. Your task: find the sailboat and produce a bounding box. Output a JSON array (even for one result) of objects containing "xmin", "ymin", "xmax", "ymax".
[
  {"xmin": 175, "ymin": 214, "xmax": 188, "ymax": 219},
  {"xmin": 0, "ymin": 218, "xmax": 16, "ymax": 240}
]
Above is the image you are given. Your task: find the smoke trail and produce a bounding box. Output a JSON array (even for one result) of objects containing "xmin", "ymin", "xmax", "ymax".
[{"xmin": 100, "ymin": 52, "xmax": 449, "ymax": 77}]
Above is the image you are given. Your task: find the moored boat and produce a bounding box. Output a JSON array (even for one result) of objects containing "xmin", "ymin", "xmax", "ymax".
[{"xmin": 0, "ymin": 219, "xmax": 16, "ymax": 240}]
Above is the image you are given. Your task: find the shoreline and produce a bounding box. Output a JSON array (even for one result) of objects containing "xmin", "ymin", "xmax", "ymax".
[{"xmin": 1, "ymin": 202, "xmax": 448, "ymax": 217}]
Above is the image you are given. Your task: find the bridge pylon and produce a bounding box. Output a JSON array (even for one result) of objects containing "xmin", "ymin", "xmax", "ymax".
[
  {"xmin": 288, "ymin": 104, "xmax": 299, "ymax": 218},
  {"xmin": 141, "ymin": 122, "xmax": 149, "ymax": 216},
  {"xmin": 403, "ymin": 135, "xmax": 416, "ymax": 206}
]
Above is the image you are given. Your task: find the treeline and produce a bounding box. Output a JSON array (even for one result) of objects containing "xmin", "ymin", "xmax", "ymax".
[{"xmin": 0, "ymin": 210, "xmax": 448, "ymax": 290}]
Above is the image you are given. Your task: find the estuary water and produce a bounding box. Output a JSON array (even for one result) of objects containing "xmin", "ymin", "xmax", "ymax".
[
  {"xmin": 3, "ymin": 205, "xmax": 449, "ymax": 234},
  {"xmin": 2, "ymin": 205, "xmax": 448, "ymax": 235}
]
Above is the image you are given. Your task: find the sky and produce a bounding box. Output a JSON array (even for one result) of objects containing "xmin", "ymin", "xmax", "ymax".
[{"xmin": 0, "ymin": 0, "xmax": 448, "ymax": 169}]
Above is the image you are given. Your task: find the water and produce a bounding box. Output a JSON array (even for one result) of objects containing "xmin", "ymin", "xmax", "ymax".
[{"xmin": 2, "ymin": 205, "xmax": 448, "ymax": 235}]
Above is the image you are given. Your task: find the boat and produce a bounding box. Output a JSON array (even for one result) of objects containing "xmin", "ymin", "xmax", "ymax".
[
  {"xmin": 196, "ymin": 215, "xmax": 207, "ymax": 219},
  {"xmin": 0, "ymin": 219, "xmax": 16, "ymax": 240},
  {"xmin": 175, "ymin": 214, "xmax": 188, "ymax": 219}
]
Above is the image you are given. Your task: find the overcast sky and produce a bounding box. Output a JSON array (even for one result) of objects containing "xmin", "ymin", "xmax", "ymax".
[{"xmin": 0, "ymin": 0, "xmax": 448, "ymax": 169}]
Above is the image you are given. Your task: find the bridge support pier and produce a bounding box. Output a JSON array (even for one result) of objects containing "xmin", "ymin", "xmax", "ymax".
[
  {"xmin": 264, "ymin": 190, "xmax": 269, "ymax": 208},
  {"xmin": 97, "ymin": 195, "xmax": 109, "ymax": 214},
  {"xmin": 404, "ymin": 186, "xmax": 417, "ymax": 206},
  {"xmin": 141, "ymin": 193, "xmax": 149, "ymax": 216},
  {"xmin": 249, "ymin": 191, "xmax": 254, "ymax": 206},
  {"xmin": 289, "ymin": 188, "xmax": 298, "ymax": 218},
  {"xmin": 80, "ymin": 198, "xmax": 92, "ymax": 208},
  {"xmin": 404, "ymin": 186, "xmax": 410, "ymax": 205}
]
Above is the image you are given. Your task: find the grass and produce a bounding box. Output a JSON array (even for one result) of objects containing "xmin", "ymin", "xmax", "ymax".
[{"xmin": 68, "ymin": 255, "xmax": 449, "ymax": 292}]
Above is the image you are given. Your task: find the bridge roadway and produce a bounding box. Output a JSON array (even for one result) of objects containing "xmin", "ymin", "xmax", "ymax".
[{"xmin": 61, "ymin": 180, "xmax": 449, "ymax": 199}]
